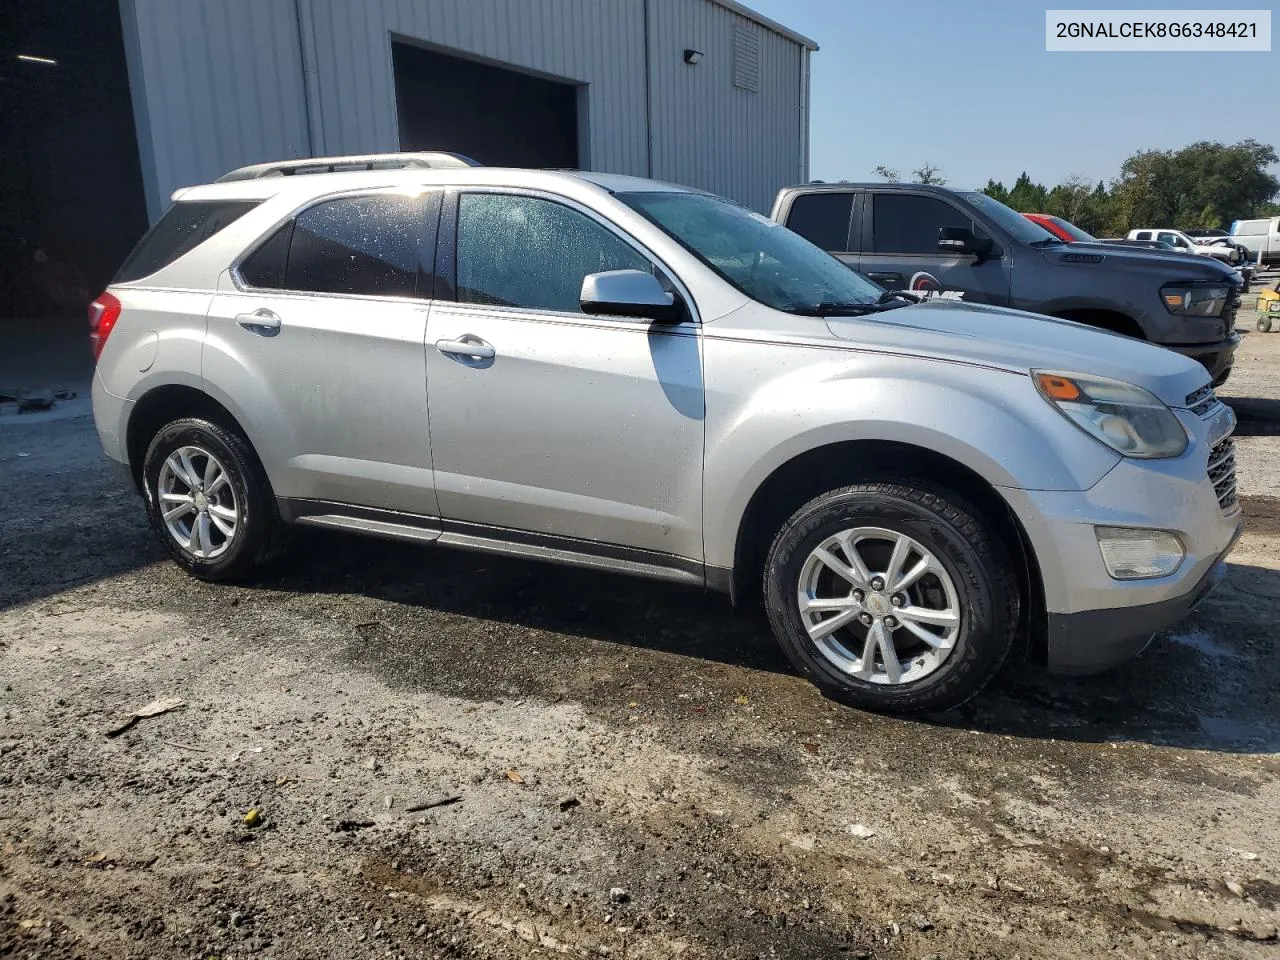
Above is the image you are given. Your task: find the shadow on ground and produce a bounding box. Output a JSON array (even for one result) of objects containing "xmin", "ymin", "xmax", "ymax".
[
  {"xmin": 242, "ymin": 525, "xmax": 1280, "ymax": 757},
  {"xmin": 1228, "ymin": 396, "xmax": 1280, "ymax": 437}
]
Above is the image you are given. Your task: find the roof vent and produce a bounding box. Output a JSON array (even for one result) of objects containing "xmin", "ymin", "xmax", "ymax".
[{"xmin": 733, "ymin": 27, "xmax": 760, "ymax": 93}]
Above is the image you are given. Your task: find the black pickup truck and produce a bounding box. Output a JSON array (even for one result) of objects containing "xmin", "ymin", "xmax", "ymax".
[{"xmin": 771, "ymin": 183, "xmax": 1241, "ymax": 385}]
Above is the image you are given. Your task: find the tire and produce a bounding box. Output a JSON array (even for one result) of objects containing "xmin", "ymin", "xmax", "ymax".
[
  {"xmin": 1259, "ymin": 315, "xmax": 1273, "ymax": 333},
  {"xmin": 142, "ymin": 417, "xmax": 283, "ymax": 581},
  {"xmin": 763, "ymin": 482, "xmax": 1019, "ymax": 715}
]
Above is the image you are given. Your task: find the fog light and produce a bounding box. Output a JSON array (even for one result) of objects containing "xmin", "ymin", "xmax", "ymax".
[{"xmin": 1095, "ymin": 526, "xmax": 1184, "ymax": 580}]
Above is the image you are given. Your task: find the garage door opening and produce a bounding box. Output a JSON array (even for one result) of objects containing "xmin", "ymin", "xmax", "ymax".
[
  {"xmin": 392, "ymin": 41, "xmax": 583, "ymax": 170},
  {"xmin": 0, "ymin": 0, "xmax": 148, "ymax": 319}
]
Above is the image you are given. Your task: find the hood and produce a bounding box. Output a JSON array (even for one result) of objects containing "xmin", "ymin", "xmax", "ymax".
[
  {"xmin": 1047, "ymin": 243, "xmax": 1237, "ymax": 280},
  {"xmin": 823, "ymin": 300, "xmax": 1211, "ymax": 408}
]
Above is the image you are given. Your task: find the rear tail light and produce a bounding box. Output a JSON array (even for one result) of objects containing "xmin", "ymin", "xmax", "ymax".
[{"xmin": 88, "ymin": 292, "xmax": 122, "ymax": 361}]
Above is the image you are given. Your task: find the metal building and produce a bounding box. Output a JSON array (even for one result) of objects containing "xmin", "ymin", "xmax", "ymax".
[{"xmin": 121, "ymin": 0, "xmax": 815, "ymax": 220}]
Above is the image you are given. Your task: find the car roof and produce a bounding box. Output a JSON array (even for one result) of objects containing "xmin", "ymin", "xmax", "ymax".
[
  {"xmin": 779, "ymin": 182, "xmax": 968, "ymax": 195},
  {"xmin": 173, "ymin": 167, "xmax": 700, "ymax": 204}
]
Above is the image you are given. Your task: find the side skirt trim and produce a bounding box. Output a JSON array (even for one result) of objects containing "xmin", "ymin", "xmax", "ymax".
[{"xmin": 278, "ymin": 498, "xmax": 708, "ymax": 588}]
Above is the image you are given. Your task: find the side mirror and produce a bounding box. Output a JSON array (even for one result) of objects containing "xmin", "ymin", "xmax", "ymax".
[
  {"xmin": 580, "ymin": 269, "xmax": 684, "ymax": 323},
  {"xmin": 938, "ymin": 225, "xmax": 993, "ymax": 259}
]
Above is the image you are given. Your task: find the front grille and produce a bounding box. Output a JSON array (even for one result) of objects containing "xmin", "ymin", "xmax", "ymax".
[
  {"xmin": 1207, "ymin": 437, "xmax": 1238, "ymax": 511},
  {"xmin": 1185, "ymin": 384, "xmax": 1220, "ymax": 418}
]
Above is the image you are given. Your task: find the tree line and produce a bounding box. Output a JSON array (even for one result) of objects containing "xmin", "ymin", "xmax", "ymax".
[{"xmin": 874, "ymin": 140, "xmax": 1279, "ymax": 237}]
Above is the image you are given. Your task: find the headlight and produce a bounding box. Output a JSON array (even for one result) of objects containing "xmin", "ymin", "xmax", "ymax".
[
  {"xmin": 1095, "ymin": 526, "xmax": 1184, "ymax": 579},
  {"xmin": 1033, "ymin": 371, "xmax": 1188, "ymax": 459},
  {"xmin": 1161, "ymin": 283, "xmax": 1230, "ymax": 316}
]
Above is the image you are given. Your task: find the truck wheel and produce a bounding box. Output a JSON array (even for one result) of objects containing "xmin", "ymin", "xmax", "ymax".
[
  {"xmin": 763, "ymin": 482, "xmax": 1019, "ymax": 714},
  {"xmin": 1259, "ymin": 315, "xmax": 1273, "ymax": 333},
  {"xmin": 141, "ymin": 417, "xmax": 284, "ymax": 581}
]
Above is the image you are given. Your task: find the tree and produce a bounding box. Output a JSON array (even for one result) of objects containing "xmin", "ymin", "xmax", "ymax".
[
  {"xmin": 1006, "ymin": 172, "xmax": 1048, "ymax": 214},
  {"xmin": 1109, "ymin": 140, "xmax": 1278, "ymax": 231},
  {"xmin": 982, "ymin": 179, "xmax": 1010, "ymax": 204},
  {"xmin": 1045, "ymin": 174, "xmax": 1092, "ymax": 225},
  {"xmin": 911, "ymin": 163, "xmax": 946, "ymax": 185},
  {"xmin": 1076, "ymin": 181, "xmax": 1112, "ymax": 236},
  {"xmin": 872, "ymin": 165, "xmax": 901, "ymax": 183}
]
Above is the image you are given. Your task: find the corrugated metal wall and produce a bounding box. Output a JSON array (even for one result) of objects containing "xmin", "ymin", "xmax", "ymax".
[
  {"xmin": 648, "ymin": 0, "xmax": 806, "ymax": 212},
  {"xmin": 121, "ymin": 0, "xmax": 809, "ymax": 219},
  {"xmin": 122, "ymin": 0, "xmax": 311, "ymax": 220}
]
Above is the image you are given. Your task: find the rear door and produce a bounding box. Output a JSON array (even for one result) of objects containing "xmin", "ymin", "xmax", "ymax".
[
  {"xmin": 859, "ymin": 191, "xmax": 1011, "ymax": 304},
  {"xmin": 203, "ymin": 189, "xmax": 442, "ymax": 517},
  {"xmin": 782, "ymin": 191, "xmax": 861, "ymax": 270}
]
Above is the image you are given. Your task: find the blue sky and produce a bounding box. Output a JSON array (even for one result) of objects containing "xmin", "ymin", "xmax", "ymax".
[{"xmin": 745, "ymin": 0, "xmax": 1279, "ymax": 191}]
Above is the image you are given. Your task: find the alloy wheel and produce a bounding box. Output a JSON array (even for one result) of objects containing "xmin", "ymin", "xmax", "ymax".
[
  {"xmin": 156, "ymin": 445, "xmax": 240, "ymax": 560},
  {"xmin": 796, "ymin": 526, "xmax": 961, "ymax": 684}
]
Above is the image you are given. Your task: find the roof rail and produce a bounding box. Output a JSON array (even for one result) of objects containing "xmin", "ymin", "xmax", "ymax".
[{"xmin": 215, "ymin": 151, "xmax": 481, "ymax": 182}]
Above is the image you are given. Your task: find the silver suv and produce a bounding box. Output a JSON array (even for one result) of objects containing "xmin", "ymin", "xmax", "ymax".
[{"xmin": 91, "ymin": 154, "xmax": 1243, "ymax": 714}]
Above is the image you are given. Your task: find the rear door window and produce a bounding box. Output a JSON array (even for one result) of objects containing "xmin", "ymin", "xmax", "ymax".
[
  {"xmin": 238, "ymin": 222, "xmax": 292, "ymax": 289},
  {"xmin": 283, "ymin": 194, "xmax": 428, "ymax": 297},
  {"xmin": 114, "ymin": 200, "xmax": 258, "ymax": 283},
  {"xmin": 870, "ymin": 195, "xmax": 971, "ymax": 254},
  {"xmin": 785, "ymin": 193, "xmax": 855, "ymax": 251}
]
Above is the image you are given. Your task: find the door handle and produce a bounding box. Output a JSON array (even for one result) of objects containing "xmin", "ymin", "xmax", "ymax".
[
  {"xmin": 235, "ymin": 308, "xmax": 282, "ymax": 336},
  {"xmin": 436, "ymin": 335, "xmax": 495, "ymax": 361}
]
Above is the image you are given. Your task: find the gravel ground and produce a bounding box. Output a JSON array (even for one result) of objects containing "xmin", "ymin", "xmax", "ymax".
[{"xmin": 2, "ymin": 298, "xmax": 1280, "ymax": 960}]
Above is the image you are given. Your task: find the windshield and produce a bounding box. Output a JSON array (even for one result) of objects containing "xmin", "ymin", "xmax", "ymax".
[
  {"xmin": 957, "ymin": 191, "xmax": 1059, "ymax": 245},
  {"xmin": 617, "ymin": 191, "xmax": 883, "ymax": 314},
  {"xmin": 1046, "ymin": 216, "xmax": 1096, "ymax": 243}
]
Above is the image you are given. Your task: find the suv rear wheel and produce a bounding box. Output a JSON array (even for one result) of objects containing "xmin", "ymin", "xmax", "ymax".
[
  {"xmin": 763, "ymin": 482, "xmax": 1018, "ymax": 714},
  {"xmin": 142, "ymin": 418, "xmax": 281, "ymax": 580}
]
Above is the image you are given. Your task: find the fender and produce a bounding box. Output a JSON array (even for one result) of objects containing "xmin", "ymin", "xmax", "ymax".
[
  {"xmin": 700, "ymin": 353, "xmax": 1120, "ymax": 571},
  {"xmin": 197, "ymin": 326, "xmax": 302, "ymax": 489},
  {"xmin": 1025, "ymin": 294, "xmax": 1147, "ymax": 327}
]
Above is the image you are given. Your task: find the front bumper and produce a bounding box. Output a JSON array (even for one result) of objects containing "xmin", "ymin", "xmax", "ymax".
[
  {"xmin": 1000, "ymin": 417, "xmax": 1243, "ymax": 674},
  {"xmin": 1044, "ymin": 531, "xmax": 1238, "ymax": 674},
  {"xmin": 1170, "ymin": 331, "xmax": 1239, "ymax": 386}
]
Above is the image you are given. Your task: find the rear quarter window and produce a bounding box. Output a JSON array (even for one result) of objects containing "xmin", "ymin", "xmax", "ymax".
[{"xmin": 113, "ymin": 200, "xmax": 259, "ymax": 283}]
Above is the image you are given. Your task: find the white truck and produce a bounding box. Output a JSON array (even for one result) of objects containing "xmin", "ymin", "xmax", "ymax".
[
  {"xmin": 1127, "ymin": 229, "xmax": 1241, "ymax": 265},
  {"xmin": 1230, "ymin": 217, "xmax": 1280, "ymax": 266}
]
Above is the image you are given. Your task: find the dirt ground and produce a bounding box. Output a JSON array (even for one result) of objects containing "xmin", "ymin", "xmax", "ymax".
[{"xmin": 2, "ymin": 291, "xmax": 1280, "ymax": 960}]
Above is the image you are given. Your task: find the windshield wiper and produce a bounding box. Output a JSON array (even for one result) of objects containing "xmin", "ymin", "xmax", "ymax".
[
  {"xmin": 800, "ymin": 301, "xmax": 883, "ymax": 316},
  {"xmin": 877, "ymin": 289, "xmax": 921, "ymax": 305},
  {"xmin": 1028, "ymin": 237, "xmax": 1064, "ymax": 248},
  {"xmin": 793, "ymin": 296, "xmax": 914, "ymax": 317}
]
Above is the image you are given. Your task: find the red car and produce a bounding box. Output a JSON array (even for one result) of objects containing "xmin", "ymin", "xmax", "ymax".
[{"xmin": 1022, "ymin": 213, "xmax": 1096, "ymax": 243}]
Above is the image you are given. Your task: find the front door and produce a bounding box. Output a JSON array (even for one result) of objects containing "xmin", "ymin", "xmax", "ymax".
[
  {"xmin": 859, "ymin": 191, "xmax": 1012, "ymax": 305},
  {"xmin": 204, "ymin": 190, "xmax": 440, "ymax": 516},
  {"xmin": 424, "ymin": 189, "xmax": 704, "ymax": 563}
]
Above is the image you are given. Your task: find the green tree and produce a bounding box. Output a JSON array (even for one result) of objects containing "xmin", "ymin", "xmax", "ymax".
[
  {"xmin": 1045, "ymin": 174, "xmax": 1092, "ymax": 225},
  {"xmin": 1076, "ymin": 181, "xmax": 1112, "ymax": 236},
  {"xmin": 1109, "ymin": 140, "xmax": 1278, "ymax": 231},
  {"xmin": 1006, "ymin": 172, "xmax": 1048, "ymax": 213},
  {"xmin": 872, "ymin": 165, "xmax": 901, "ymax": 183},
  {"xmin": 911, "ymin": 163, "xmax": 946, "ymax": 185},
  {"xmin": 982, "ymin": 179, "xmax": 1010, "ymax": 204}
]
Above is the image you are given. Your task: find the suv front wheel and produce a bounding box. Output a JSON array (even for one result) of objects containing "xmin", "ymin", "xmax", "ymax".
[
  {"xmin": 763, "ymin": 482, "xmax": 1018, "ymax": 714},
  {"xmin": 142, "ymin": 418, "xmax": 281, "ymax": 581}
]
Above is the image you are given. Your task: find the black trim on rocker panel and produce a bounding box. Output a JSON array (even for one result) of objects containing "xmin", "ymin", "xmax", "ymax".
[{"xmin": 277, "ymin": 499, "xmax": 707, "ymax": 587}]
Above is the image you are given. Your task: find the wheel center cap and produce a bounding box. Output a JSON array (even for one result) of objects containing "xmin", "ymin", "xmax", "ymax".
[
  {"xmin": 865, "ymin": 593, "xmax": 889, "ymax": 617},
  {"xmin": 193, "ymin": 492, "xmax": 208, "ymax": 511}
]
